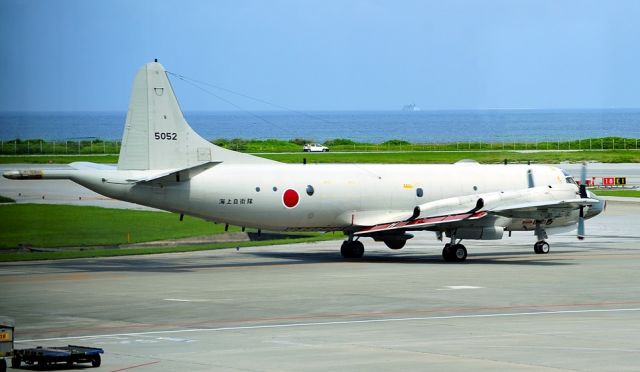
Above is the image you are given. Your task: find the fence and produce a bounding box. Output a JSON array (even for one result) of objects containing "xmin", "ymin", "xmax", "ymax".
[
  {"xmin": 0, "ymin": 137, "xmax": 639, "ymax": 155},
  {"xmin": 0, "ymin": 140, "xmax": 121, "ymax": 155},
  {"xmin": 327, "ymin": 138, "xmax": 640, "ymax": 152}
]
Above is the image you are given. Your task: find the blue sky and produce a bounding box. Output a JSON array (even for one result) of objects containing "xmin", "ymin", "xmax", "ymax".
[{"xmin": 1, "ymin": 0, "xmax": 639, "ymax": 111}]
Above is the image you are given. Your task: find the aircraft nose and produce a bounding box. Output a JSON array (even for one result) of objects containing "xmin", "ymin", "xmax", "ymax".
[{"xmin": 585, "ymin": 191, "xmax": 606, "ymax": 219}]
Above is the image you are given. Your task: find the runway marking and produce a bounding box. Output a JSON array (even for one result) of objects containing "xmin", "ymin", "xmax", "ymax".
[
  {"xmin": 16, "ymin": 307, "xmax": 640, "ymax": 343},
  {"xmin": 437, "ymin": 286, "xmax": 483, "ymax": 290},
  {"xmin": 163, "ymin": 298, "xmax": 210, "ymax": 302},
  {"xmin": 110, "ymin": 360, "xmax": 160, "ymax": 371},
  {"xmin": 13, "ymin": 300, "xmax": 640, "ymax": 339},
  {"xmin": 0, "ymin": 270, "xmax": 26, "ymax": 275}
]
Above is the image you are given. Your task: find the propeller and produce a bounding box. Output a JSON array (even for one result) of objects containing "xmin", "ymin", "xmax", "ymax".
[{"xmin": 577, "ymin": 162, "xmax": 587, "ymax": 240}]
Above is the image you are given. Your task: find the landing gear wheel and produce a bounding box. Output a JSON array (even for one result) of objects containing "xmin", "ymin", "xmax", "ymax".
[
  {"xmin": 340, "ymin": 240, "xmax": 364, "ymax": 259},
  {"xmin": 443, "ymin": 244, "xmax": 467, "ymax": 262},
  {"xmin": 534, "ymin": 241, "xmax": 550, "ymax": 254},
  {"xmin": 1, "ymin": 359, "xmax": 6, "ymax": 372},
  {"xmin": 442, "ymin": 243, "xmax": 452, "ymax": 262},
  {"xmin": 11, "ymin": 356, "xmax": 20, "ymax": 369},
  {"xmin": 451, "ymin": 244, "xmax": 467, "ymax": 262}
]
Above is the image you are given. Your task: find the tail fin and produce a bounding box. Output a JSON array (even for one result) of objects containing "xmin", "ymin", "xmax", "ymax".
[{"xmin": 118, "ymin": 62, "xmax": 271, "ymax": 170}]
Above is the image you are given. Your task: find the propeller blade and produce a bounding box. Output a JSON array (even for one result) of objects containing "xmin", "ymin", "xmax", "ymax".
[
  {"xmin": 527, "ymin": 169, "xmax": 534, "ymax": 188},
  {"xmin": 577, "ymin": 162, "xmax": 587, "ymax": 239},
  {"xmin": 579, "ymin": 162, "xmax": 588, "ymax": 198},
  {"xmin": 579, "ymin": 184, "xmax": 588, "ymax": 198},
  {"xmin": 577, "ymin": 206, "xmax": 585, "ymax": 240}
]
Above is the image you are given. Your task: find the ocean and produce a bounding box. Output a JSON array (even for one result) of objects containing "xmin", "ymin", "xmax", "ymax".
[{"xmin": 0, "ymin": 109, "xmax": 638, "ymax": 143}]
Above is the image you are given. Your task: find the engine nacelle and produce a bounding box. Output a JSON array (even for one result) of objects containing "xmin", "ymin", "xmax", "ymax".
[
  {"xmin": 372, "ymin": 233, "xmax": 414, "ymax": 250},
  {"xmin": 450, "ymin": 226, "xmax": 504, "ymax": 240}
]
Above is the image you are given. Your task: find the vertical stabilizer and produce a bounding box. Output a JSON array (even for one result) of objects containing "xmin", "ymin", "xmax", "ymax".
[{"xmin": 118, "ymin": 62, "xmax": 271, "ymax": 170}]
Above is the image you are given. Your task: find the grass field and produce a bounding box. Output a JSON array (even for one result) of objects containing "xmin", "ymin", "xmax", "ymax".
[
  {"xmin": 0, "ymin": 204, "xmax": 338, "ymax": 261},
  {"xmin": 590, "ymin": 189, "xmax": 640, "ymax": 198},
  {"xmin": 0, "ymin": 204, "xmax": 229, "ymax": 248}
]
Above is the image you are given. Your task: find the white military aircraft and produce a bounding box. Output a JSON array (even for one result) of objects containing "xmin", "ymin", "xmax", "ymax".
[{"xmin": 4, "ymin": 62, "xmax": 606, "ymax": 262}]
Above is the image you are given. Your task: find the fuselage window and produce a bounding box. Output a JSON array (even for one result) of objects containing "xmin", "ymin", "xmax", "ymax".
[
  {"xmin": 272, "ymin": 186, "xmax": 278, "ymax": 192},
  {"xmin": 416, "ymin": 187, "xmax": 423, "ymax": 197},
  {"xmin": 306, "ymin": 185, "xmax": 315, "ymax": 196}
]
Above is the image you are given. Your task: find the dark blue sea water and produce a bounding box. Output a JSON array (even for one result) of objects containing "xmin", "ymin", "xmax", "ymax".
[{"xmin": 0, "ymin": 110, "xmax": 638, "ymax": 142}]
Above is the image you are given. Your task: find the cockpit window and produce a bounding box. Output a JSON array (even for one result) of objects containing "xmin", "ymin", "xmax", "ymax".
[{"xmin": 561, "ymin": 169, "xmax": 577, "ymax": 184}]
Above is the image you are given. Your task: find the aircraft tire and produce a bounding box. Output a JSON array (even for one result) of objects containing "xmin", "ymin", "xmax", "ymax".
[
  {"xmin": 340, "ymin": 242, "xmax": 351, "ymax": 258},
  {"xmin": 442, "ymin": 244, "xmax": 453, "ymax": 262},
  {"xmin": 534, "ymin": 243, "xmax": 542, "ymax": 254},
  {"xmin": 443, "ymin": 244, "xmax": 466, "ymax": 262},
  {"xmin": 534, "ymin": 241, "xmax": 549, "ymax": 254},
  {"xmin": 351, "ymin": 241, "xmax": 364, "ymax": 258},
  {"xmin": 451, "ymin": 244, "xmax": 467, "ymax": 262},
  {"xmin": 341, "ymin": 241, "xmax": 364, "ymax": 259},
  {"xmin": 539, "ymin": 241, "xmax": 550, "ymax": 254}
]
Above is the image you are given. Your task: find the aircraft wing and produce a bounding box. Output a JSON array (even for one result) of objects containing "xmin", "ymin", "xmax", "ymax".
[
  {"xmin": 490, "ymin": 198, "xmax": 599, "ymax": 219},
  {"xmin": 354, "ymin": 196, "xmax": 598, "ymax": 236},
  {"xmin": 354, "ymin": 211, "xmax": 488, "ymax": 236}
]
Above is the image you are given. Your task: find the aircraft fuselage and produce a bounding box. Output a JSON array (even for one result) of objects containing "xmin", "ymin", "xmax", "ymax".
[{"xmin": 69, "ymin": 162, "xmax": 580, "ymax": 232}]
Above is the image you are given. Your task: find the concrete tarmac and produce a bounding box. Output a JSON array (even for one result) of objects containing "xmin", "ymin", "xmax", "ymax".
[{"xmin": 2, "ymin": 199, "xmax": 640, "ymax": 371}]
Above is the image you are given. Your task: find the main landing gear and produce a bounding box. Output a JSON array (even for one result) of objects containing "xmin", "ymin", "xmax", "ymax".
[
  {"xmin": 442, "ymin": 231, "xmax": 467, "ymax": 262},
  {"xmin": 442, "ymin": 243, "xmax": 467, "ymax": 262},
  {"xmin": 341, "ymin": 238, "xmax": 364, "ymax": 259}
]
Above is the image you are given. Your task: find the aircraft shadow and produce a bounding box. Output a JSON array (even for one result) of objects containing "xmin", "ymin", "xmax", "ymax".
[{"xmin": 8, "ymin": 248, "xmax": 573, "ymax": 274}]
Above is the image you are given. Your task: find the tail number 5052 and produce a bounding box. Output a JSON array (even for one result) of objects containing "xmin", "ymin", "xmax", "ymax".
[{"xmin": 154, "ymin": 132, "xmax": 177, "ymax": 140}]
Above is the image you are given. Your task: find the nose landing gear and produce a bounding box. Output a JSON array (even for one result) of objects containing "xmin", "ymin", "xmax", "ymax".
[
  {"xmin": 534, "ymin": 222, "xmax": 550, "ymax": 254},
  {"xmin": 534, "ymin": 240, "xmax": 550, "ymax": 254}
]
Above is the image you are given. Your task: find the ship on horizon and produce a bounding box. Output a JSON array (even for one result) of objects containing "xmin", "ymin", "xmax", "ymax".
[{"xmin": 402, "ymin": 103, "xmax": 421, "ymax": 111}]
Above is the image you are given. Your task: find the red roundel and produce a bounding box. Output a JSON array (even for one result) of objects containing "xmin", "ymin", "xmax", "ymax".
[{"xmin": 282, "ymin": 189, "xmax": 299, "ymax": 208}]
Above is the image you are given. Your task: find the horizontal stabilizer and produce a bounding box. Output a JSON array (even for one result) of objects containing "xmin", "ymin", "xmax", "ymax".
[
  {"xmin": 69, "ymin": 162, "xmax": 117, "ymax": 171},
  {"xmin": 124, "ymin": 162, "xmax": 220, "ymax": 184},
  {"xmin": 3, "ymin": 169, "xmax": 44, "ymax": 180}
]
